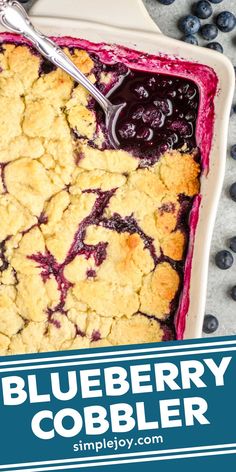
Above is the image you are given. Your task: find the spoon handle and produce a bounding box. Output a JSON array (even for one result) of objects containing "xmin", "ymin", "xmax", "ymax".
[{"xmin": 0, "ymin": 0, "xmax": 111, "ymax": 113}]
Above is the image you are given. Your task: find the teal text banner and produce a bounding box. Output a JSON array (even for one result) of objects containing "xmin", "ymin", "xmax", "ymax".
[{"xmin": 0, "ymin": 336, "xmax": 236, "ymax": 471}]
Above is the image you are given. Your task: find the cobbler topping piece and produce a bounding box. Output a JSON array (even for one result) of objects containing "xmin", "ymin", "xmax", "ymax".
[
  {"xmin": 140, "ymin": 262, "xmax": 180, "ymax": 319},
  {"xmin": 108, "ymin": 314, "xmax": 164, "ymax": 345},
  {"xmin": 0, "ymin": 42, "xmax": 201, "ymax": 354},
  {"xmin": 77, "ymin": 142, "xmax": 138, "ymax": 173}
]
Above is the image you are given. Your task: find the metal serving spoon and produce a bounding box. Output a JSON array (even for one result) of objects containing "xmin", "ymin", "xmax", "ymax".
[{"xmin": 0, "ymin": 0, "xmax": 124, "ymax": 148}]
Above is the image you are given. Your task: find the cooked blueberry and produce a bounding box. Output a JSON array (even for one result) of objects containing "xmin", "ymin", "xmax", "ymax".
[
  {"xmin": 153, "ymin": 99, "xmax": 173, "ymax": 116},
  {"xmin": 133, "ymin": 84, "xmax": 149, "ymax": 99},
  {"xmin": 203, "ymin": 314, "xmax": 219, "ymax": 334},
  {"xmin": 157, "ymin": 0, "xmax": 175, "ymax": 3},
  {"xmin": 185, "ymin": 111, "xmax": 196, "ymax": 121},
  {"xmin": 230, "ymin": 145, "xmax": 236, "ymax": 159},
  {"xmin": 170, "ymin": 120, "xmax": 193, "ymax": 137},
  {"xmin": 194, "ymin": 1, "xmax": 212, "ymax": 19},
  {"xmin": 131, "ymin": 105, "xmax": 144, "ymax": 120},
  {"xmin": 136, "ymin": 127, "xmax": 153, "ymax": 141},
  {"xmin": 118, "ymin": 122, "xmax": 136, "ymax": 139},
  {"xmin": 142, "ymin": 105, "xmax": 161, "ymax": 123},
  {"xmin": 230, "ymin": 286, "xmax": 236, "ymax": 301},
  {"xmin": 215, "ymin": 250, "xmax": 234, "ymax": 269},
  {"xmin": 229, "ymin": 236, "xmax": 236, "ymax": 253},
  {"xmin": 206, "ymin": 42, "xmax": 223, "ymax": 53},
  {"xmin": 179, "ymin": 15, "xmax": 201, "ymax": 35},
  {"xmin": 201, "ymin": 23, "xmax": 218, "ymax": 40},
  {"xmin": 216, "ymin": 11, "xmax": 236, "ymax": 33},
  {"xmin": 183, "ymin": 34, "xmax": 199, "ymax": 45},
  {"xmin": 229, "ymin": 182, "xmax": 236, "ymax": 201},
  {"xmin": 40, "ymin": 59, "xmax": 57, "ymax": 75}
]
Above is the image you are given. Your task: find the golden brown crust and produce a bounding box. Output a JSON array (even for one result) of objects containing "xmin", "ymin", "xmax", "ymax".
[{"xmin": 0, "ymin": 44, "xmax": 201, "ymax": 355}]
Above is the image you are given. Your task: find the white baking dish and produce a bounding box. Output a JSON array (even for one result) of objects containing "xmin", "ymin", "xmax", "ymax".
[{"xmin": 1, "ymin": 0, "xmax": 234, "ymax": 340}]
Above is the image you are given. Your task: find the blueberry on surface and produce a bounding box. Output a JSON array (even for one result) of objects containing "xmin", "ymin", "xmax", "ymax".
[
  {"xmin": 215, "ymin": 250, "xmax": 234, "ymax": 270},
  {"xmin": 203, "ymin": 315, "xmax": 219, "ymax": 334},
  {"xmin": 157, "ymin": 0, "xmax": 175, "ymax": 4},
  {"xmin": 209, "ymin": 0, "xmax": 223, "ymax": 2},
  {"xmin": 200, "ymin": 23, "xmax": 218, "ymax": 40},
  {"xmin": 179, "ymin": 15, "xmax": 201, "ymax": 35},
  {"xmin": 194, "ymin": 1, "xmax": 213, "ymax": 19},
  {"xmin": 231, "ymin": 145, "xmax": 236, "ymax": 160},
  {"xmin": 230, "ymin": 286, "xmax": 236, "ymax": 301},
  {"xmin": 229, "ymin": 182, "xmax": 236, "ymax": 202},
  {"xmin": 216, "ymin": 11, "xmax": 236, "ymax": 32},
  {"xmin": 183, "ymin": 34, "xmax": 199, "ymax": 45},
  {"xmin": 229, "ymin": 236, "xmax": 236, "ymax": 253},
  {"xmin": 206, "ymin": 42, "xmax": 223, "ymax": 53}
]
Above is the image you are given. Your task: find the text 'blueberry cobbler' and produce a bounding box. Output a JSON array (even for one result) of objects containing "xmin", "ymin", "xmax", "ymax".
[{"xmin": 0, "ymin": 41, "xmax": 201, "ymax": 355}]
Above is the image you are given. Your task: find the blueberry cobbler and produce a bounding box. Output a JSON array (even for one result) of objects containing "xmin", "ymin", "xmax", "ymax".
[{"xmin": 0, "ymin": 34, "xmax": 217, "ymax": 355}]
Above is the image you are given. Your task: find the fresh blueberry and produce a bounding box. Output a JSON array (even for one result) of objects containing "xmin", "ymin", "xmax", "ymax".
[
  {"xmin": 216, "ymin": 11, "xmax": 236, "ymax": 32},
  {"xmin": 231, "ymin": 145, "xmax": 236, "ymax": 159},
  {"xmin": 201, "ymin": 23, "xmax": 218, "ymax": 40},
  {"xmin": 229, "ymin": 182, "xmax": 236, "ymax": 201},
  {"xmin": 215, "ymin": 250, "xmax": 234, "ymax": 269},
  {"xmin": 206, "ymin": 42, "xmax": 223, "ymax": 53},
  {"xmin": 194, "ymin": 1, "xmax": 212, "ymax": 20},
  {"xmin": 183, "ymin": 34, "xmax": 199, "ymax": 45},
  {"xmin": 203, "ymin": 314, "xmax": 219, "ymax": 334},
  {"xmin": 157, "ymin": 0, "xmax": 175, "ymax": 4},
  {"xmin": 179, "ymin": 15, "xmax": 201, "ymax": 35},
  {"xmin": 230, "ymin": 286, "xmax": 236, "ymax": 301},
  {"xmin": 209, "ymin": 0, "xmax": 222, "ymax": 2},
  {"xmin": 229, "ymin": 236, "xmax": 236, "ymax": 253}
]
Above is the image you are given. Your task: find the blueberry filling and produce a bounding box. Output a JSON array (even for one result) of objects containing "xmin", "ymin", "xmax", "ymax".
[
  {"xmin": 86, "ymin": 269, "xmax": 96, "ymax": 278},
  {"xmin": 91, "ymin": 329, "xmax": 101, "ymax": 342},
  {"xmin": 76, "ymin": 326, "xmax": 86, "ymax": 337},
  {"xmin": 105, "ymin": 70, "xmax": 199, "ymax": 165},
  {"xmin": 28, "ymin": 189, "xmax": 116, "ymax": 315},
  {"xmin": 0, "ymin": 163, "xmax": 7, "ymax": 193},
  {"xmin": 39, "ymin": 58, "xmax": 57, "ymax": 75},
  {"xmin": 0, "ymin": 239, "xmax": 9, "ymax": 272},
  {"xmin": 100, "ymin": 213, "xmax": 158, "ymax": 265}
]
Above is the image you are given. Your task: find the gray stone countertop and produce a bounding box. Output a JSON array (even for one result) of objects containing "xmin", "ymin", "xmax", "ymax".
[{"xmin": 144, "ymin": 0, "xmax": 236, "ymax": 337}]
